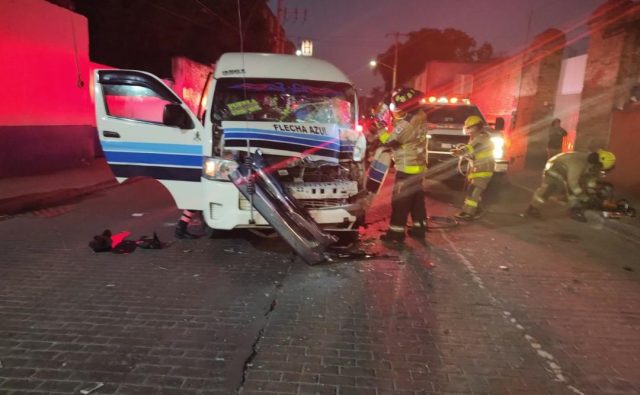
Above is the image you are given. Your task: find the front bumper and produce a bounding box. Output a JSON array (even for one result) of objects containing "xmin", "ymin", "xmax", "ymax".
[{"xmin": 202, "ymin": 179, "xmax": 362, "ymax": 230}]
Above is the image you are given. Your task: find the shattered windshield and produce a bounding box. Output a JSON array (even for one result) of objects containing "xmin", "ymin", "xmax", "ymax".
[
  {"xmin": 211, "ymin": 78, "xmax": 355, "ymax": 128},
  {"xmin": 424, "ymin": 105, "xmax": 485, "ymax": 124}
]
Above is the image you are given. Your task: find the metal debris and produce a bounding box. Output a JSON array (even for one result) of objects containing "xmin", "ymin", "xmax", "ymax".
[
  {"xmin": 80, "ymin": 382, "xmax": 104, "ymax": 395},
  {"xmin": 131, "ymin": 212, "xmax": 144, "ymax": 217},
  {"xmin": 499, "ymin": 265, "xmax": 509, "ymax": 270}
]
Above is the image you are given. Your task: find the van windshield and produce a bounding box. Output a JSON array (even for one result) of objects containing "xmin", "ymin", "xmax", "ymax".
[
  {"xmin": 423, "ymin": 105, "xmax": 484, "ymax": 125},
  {"xmin": 212, "ymin": 78, "xmax": 355, "ymax": 128}
]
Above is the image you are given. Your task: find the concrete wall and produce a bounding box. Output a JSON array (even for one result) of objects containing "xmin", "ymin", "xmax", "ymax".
[{"xmin": 0, "ymin": 0, "xmax": 97, "ymax": 177}]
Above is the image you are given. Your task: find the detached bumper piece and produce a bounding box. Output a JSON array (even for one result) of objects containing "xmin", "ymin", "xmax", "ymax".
[{"xmin": 230, "ymin": 151, "xmax": 337, "ymax": 265}]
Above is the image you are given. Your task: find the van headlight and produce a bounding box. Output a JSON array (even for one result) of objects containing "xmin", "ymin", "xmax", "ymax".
[
  {"xmin": 203, "ymin": 157, "xmax": 239, "ymax": 180},
  {"xmin": 491, "ymin": 136, "xmax": 505, "ymax": 159},
  {"xmin": 353, "ymin": 134, "xmax": 366, "ymax": 162}
]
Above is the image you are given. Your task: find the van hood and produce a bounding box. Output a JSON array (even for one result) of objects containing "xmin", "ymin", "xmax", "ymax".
[{"xmin": 221, "ymin": 121, "xmax": 357, "ymax": 162}]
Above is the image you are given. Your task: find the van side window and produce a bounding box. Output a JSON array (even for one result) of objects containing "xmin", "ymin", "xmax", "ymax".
[{"xmin": 102, "ymin": 84, "xmax": 173, "ymax": 124}]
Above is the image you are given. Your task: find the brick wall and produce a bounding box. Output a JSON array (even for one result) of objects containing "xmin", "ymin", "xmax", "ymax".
[
  {"xmin": 511, "ymin": 29, "xmax": 566, "ymax": 171},
  {"xmin": 607, "ymin": 109, "xmax": 640, "ymax": 198},
  {"xmin": 575, "ymin": 0, "xmax": 640, "ymax": 151}
]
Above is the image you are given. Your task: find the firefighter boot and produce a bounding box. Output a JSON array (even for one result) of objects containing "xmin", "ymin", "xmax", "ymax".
[
  {"xmin": 525, "ymin": 205, "xmax": 542, "ymax": 219},
  {"xmin": 454, "ymin": 212, "xmax": 476, "ymax": 221},
  {"xmin": 569, "ymin": 207, "xmax": 587, "ymax": 222},
  {"xmin": 380, "ymin": 229, "xmax": 405, "ymax": 244},
  {"xmin": 408, "ymin": 223, "xmax": 427, "ymax": 239},
  {"xmin": 175, "ymin": 221, "xmax": 199, "ymax": 239}
]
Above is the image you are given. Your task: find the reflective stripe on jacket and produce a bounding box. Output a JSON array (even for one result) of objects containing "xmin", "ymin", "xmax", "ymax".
[
  {"xmin": 380, "ymin": 110, "xmax": 427, "ymax": 174},
  {"xmin": 459, "ymin": 130, "xmax": 494, "ymax": 181},
  {"xmin": 544, "ymin": 152, "xmax": 599, "ymax": 197}
]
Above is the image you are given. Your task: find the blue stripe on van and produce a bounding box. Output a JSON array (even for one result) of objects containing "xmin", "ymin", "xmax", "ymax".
[
  {"xmin": 101, "ymin": 141, "xmax": 202, "ymax": 155},
  {"xmin": 223, "ymin": 131, "xmax": 340, "ymax": 152},
  {"xmin": 104, "ymin": 151, "xmax": 202, "ymax": 167},
  {"xmin": 224, "ymin": 127, "xmax": 336, "ymax": 143},
  {"xmin": 111, "ymin": 164, "xmax": 201, "ymax": 182}
]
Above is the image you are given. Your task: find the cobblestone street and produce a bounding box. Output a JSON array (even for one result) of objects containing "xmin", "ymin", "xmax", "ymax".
[{"xmin": 1, "ymin": 179, "xmax": 639, "ymax": 394}]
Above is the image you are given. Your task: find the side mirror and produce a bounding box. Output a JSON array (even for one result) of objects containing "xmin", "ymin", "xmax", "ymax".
[
  {"xmin": 494, "ymin": 117, "xmax": 505, "ymax": 131},
  {"xmin": 163, "ymin": 103, "xmax": 194, "ymax": 129}
]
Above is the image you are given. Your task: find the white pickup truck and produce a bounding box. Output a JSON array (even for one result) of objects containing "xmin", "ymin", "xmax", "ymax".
[{"xmin": 422, "ymin": 97, "xmax": 508, "ymax": 178}]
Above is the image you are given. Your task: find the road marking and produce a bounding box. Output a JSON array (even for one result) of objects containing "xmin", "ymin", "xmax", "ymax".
[{"xmin": 440, "ymin": 231, "xmax": 584, "ymax": 394}]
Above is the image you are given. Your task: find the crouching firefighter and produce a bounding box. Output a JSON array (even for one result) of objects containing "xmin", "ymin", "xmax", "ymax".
[
  {"xmin": 452, "ymin": 115, "xmax": 495, "ymax": 220},
  {"xmin": 378, "ymin": 88, "xmax": 428, "ymax": 243},
  {"xmin": 525, "ymin": 150, "xmax": 616, "ymax": 221}
]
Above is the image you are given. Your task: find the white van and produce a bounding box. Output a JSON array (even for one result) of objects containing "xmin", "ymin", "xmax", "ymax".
[{"xmin": 94, "ymin": 53, "xmax": 366, "ymax": 234}]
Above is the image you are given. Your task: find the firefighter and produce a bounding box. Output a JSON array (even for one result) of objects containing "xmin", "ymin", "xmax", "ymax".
[
  {"xmin": 451, "ymin": 115, "xmax": 495, "ymax": 220},
  {"xmin": 378, "ymin": 88, "xmax": 428, "ymax": 243},
  {"xmin": 175, "ymin": 209, "xmax": 201, "ymax": 239},
  {"xmin": 525, "ymin": 150, "xmax": 616, "ymax": 221}
]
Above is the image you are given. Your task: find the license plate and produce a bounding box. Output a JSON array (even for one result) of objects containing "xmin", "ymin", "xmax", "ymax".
[{"xmin": 441, "ymin": 143, "xmax": 452, "ymax": 149}]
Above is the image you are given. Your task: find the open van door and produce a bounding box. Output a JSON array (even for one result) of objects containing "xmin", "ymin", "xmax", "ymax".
[{"xmin": 94, "ymin": 70, "xmax": 204, "ymax": 209}]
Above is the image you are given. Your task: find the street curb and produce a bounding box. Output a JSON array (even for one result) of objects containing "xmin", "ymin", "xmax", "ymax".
[{"xmin": 0, "ymin": 179, "xmax": 119, "ymax": 216}]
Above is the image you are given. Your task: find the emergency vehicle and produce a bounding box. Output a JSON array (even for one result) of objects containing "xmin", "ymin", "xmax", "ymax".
[
  {"xmin": 421, "ymin": 96, "xmax": 508, "ymax": 177},
  {"xmin": 94, "ymin": 53, "xmax": 367, "ymax": 239}
]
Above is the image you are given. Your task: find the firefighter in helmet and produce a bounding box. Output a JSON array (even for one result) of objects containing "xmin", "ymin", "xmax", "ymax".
[
  {"xmin": 525, "ymin": 150, "xmax": 616, "ymax": 221},
  {"xmin": 451, "ymin": 115, "xmax": 495, "ymax": 220},
  {"xmin": 378, "ymin": 88, "xmax": 428, "ymax": 243}
]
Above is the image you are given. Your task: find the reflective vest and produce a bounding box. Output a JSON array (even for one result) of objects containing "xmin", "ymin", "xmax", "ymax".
[{"xmin": 379, "ymin": 110, "xmax": 427, "ymax": 174}]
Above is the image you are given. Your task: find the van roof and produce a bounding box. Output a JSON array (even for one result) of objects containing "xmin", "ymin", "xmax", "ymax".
[{"xmin": 214, "ymin": 53, "xmax": 352, "ymax": 84}]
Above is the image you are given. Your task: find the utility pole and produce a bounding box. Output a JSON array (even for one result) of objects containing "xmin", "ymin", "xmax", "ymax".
[
  {"xmin": 385, "ymin": 32, "xmax": 409, "ymax": 93},
  {"xmin": 276, "ymin": 0, "xmax": 284, "ymax": 53}
]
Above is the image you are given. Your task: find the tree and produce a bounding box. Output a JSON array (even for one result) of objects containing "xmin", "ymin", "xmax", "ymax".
[{"xmin": 374, "ymin": 28, "xmax": 493, "ymax": 91}]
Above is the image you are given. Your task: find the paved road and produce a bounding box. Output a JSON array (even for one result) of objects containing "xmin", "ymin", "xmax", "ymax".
[{"xmin": 0, "ymin": 177, "xmax": 638, "ymax": 394}]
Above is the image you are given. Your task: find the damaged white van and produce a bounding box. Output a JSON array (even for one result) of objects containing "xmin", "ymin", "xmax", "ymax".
[{"xmin": 94, "ymin": 53, "xmax": 367, "ymax": 240}]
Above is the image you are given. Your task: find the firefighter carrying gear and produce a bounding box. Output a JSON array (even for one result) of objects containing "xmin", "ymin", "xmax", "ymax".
[
  {"xmin": 526, "ymin": 151, "xmax": 616, "ymax": 220},
  {"xmin": 452, "ymin": 117, "xmax": 495, "ymax": 219},
  {"xmin": 379, "ymin": 89, "xmax": 428, "ymax": 242}
]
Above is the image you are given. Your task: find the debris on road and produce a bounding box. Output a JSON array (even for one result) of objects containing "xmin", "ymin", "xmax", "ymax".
[
  {"xmin": 89, "ymin": 230, "xmax": 167, "ymax": 254},
  {"xmin": 80, "ymin": 382, "xmax": 104, "ymax": 395},
  {"xmin": 499, "ymin": 265, "xmax": 509, "ymax": 270},
  {"xmin": 136, "ymin": 232, "xmax": 166, "ymax": 249},
  {"xmin": 131, "ymin": 212, "xmax": 144, "ymax": 217},
  {"xmin": 89, "ymin": 229, "xmax": 112, "ymax": 252}
]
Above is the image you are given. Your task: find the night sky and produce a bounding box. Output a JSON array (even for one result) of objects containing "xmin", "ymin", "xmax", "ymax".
[{"xmin": 269, "ymin": 0, "xmax": 610, "ymax": 94}]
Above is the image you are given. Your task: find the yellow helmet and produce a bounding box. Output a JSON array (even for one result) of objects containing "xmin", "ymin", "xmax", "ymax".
[
  {"xmin": 597, "ymin": 149, "xmax": 616, "ymax": 170},
  {"xmin": 464, "ymin": 115, "xmax": 483, "ymax": 129}
]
